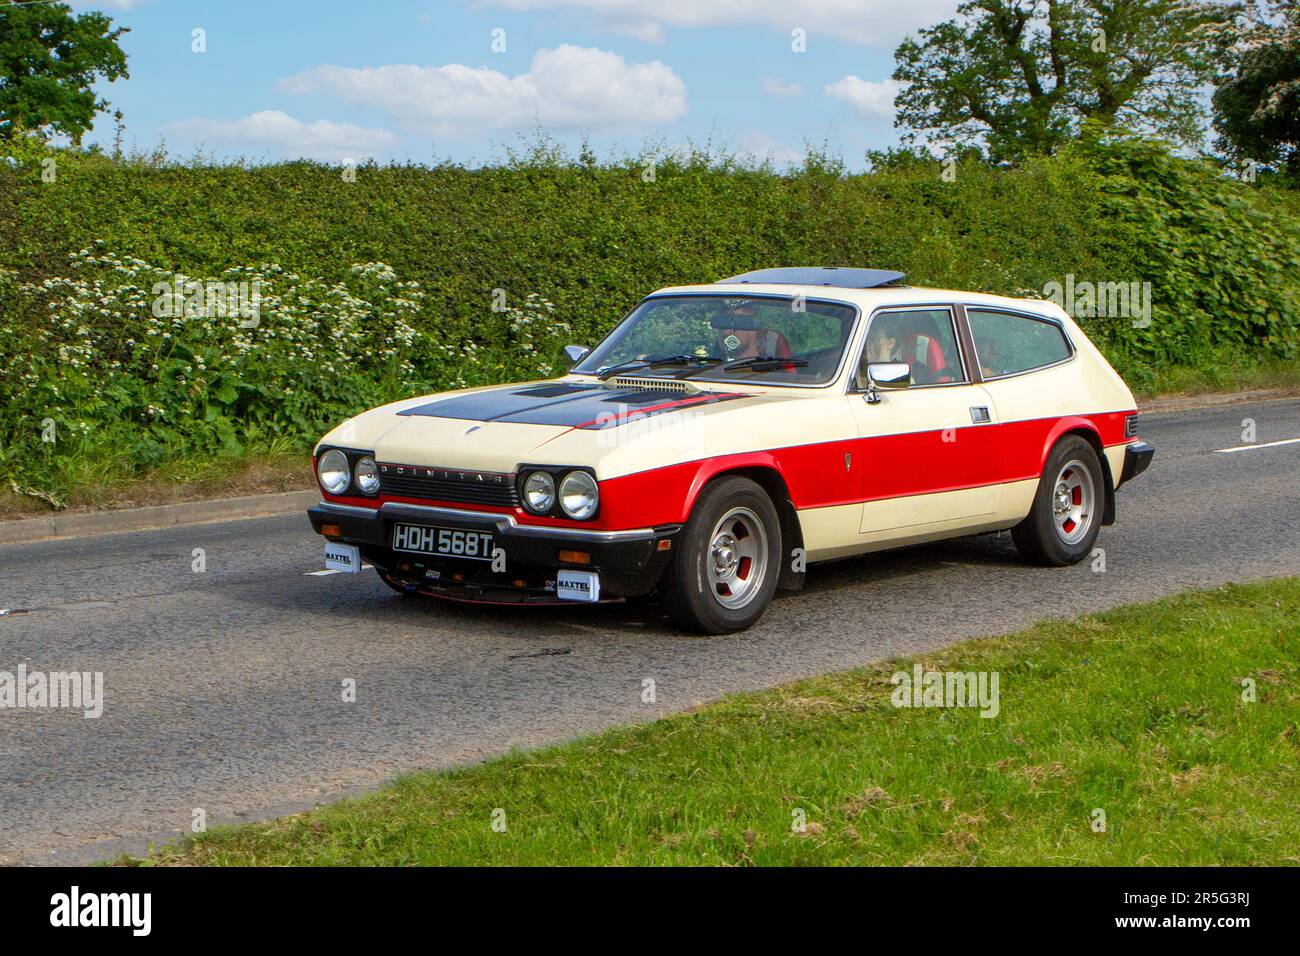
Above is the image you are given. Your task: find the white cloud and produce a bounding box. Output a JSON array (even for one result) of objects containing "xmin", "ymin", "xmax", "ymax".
[
  {"xmin": 824, "ymin": 75, "xmax": 904, "ymax": 120},
  {"xmin": 605, "ymin": 19, "xmax": 665, "ymax": 43},
  {"xmin": 737, "ymin": 130, "xmax": 804, "ymax": 168},
  {"xmin": 761, "ymin": 76, "xmax": 803, "ymax": 97},
  {"xmin": 484, "ymin": 0, "xmax": 960, "ymax": 48},
  {"xmin": 164, "ymin": 111, "xmax": 398, "ymax": 161},
  {"xmin": 279, "ymin": 45, "xmax": 687, "ymax": 138}
]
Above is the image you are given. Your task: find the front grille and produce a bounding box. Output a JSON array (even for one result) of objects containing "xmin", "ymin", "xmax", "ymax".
[{"xmin": 377, "ymin": 463, "xmax": 518, "ymax": 507}]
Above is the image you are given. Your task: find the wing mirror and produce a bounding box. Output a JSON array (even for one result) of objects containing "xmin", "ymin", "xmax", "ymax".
[
  {"xmin": 862, "ymin": 362, "xmax": 911, "ymax": 405},
  {"xmin": 563, "ymin": 344, "xmax": 591, "ymax": 366}
]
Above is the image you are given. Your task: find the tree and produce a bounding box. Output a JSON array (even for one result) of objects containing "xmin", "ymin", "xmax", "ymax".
[
  {"xmin": 0, "ymin": 0, "xmax": 129, "ymax": 145},
  {"xmin": 1213, "ymin": 1, "xmax": 1300, "ymax": 176},
  {"xmin": 892, "ymin": 0, "xmax": 1237, "ymax": 162}
]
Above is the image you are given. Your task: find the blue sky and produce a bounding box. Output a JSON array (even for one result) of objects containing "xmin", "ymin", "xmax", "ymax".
[{"xmin": 70, "ymin": 0, "xmax": 961, "ymax": 168}]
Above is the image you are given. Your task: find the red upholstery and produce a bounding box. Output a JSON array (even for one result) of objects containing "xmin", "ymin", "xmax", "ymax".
[
  {"xmin": 926, "ymin": 336, "xmax": 946, "ymax": 374},
  {"xmin": 900, "ymin": 332, "xmax": 949, "ymax": 384}
]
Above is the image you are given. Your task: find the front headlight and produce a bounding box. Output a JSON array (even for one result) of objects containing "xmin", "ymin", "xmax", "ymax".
[
  {"xmin": 559, "ymin": 470, "xmax": 599, "ymax": 519},
  {"xmin": 354, "ymin": 457, "xmax": 380, "ymax": 495},
  {"xmin": 523, "ymin": 471, "xmax": 556, "ymax": 513},
  {"xmin": 317, "ymin": 449, "xmax": 351, "ymax": 495}
]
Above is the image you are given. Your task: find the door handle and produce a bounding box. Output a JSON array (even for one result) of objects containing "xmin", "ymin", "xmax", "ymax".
[{"xmin": 969, "ymin": 406, "xmax": 991, "ymax": 424}]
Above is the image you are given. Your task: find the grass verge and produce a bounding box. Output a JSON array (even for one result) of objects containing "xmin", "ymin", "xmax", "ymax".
[
  {"xmin": 1131, "ymin": 353, "xmax": 1300, "ymax": 400},
  {"xmin": 0, "ymin": 453, "xmax": 310, "ymax": 521},
  {"xmin": 128, "ymin": 579, "xmax": 1300, "ymax": 866}
]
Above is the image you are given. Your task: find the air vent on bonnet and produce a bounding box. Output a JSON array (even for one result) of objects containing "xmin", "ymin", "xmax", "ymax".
[{"xmin": 605, "ymin": 376, "xmax": 701, "ymax": 393}]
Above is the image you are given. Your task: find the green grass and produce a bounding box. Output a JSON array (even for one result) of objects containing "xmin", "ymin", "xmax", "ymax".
[
  {"xmin": 130, "ymin": 580, "xmax": 1300, "ymax": 866},
  {"xmin": 1130, "ymin": 352, "xmax": 1300, "ymax": 400},
  {"xmin": 0, "ymin": 450, "xmax": 309, "ymax": 519}
]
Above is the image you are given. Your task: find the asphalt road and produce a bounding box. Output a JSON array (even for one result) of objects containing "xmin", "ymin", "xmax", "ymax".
[{"xmin": 2, "ymin": 397, "xmax": 1298, "ymax": 865}]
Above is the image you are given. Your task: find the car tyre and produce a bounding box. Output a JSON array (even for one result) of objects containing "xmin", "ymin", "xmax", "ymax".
[
  {"xmin": 661, "ymin": 475, "xmax": 782, "ymax": 634},
  {"xmin": 1011, "ymin": 435, "xmax": 1104, "ymax": 566}
]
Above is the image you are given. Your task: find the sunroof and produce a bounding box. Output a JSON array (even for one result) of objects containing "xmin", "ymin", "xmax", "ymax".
[{"xmin": 717, "ymin": 267, "xmax": 906, "ymax": 288}]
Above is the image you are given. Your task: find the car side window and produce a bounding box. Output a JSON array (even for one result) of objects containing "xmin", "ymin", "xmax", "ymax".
[
  {"xmin": 967, "ymin": 308, "xmax": 1072, "ymax": 378},
  {"xmin": 859, "ymin": 308, "xmax": 966, "ymax": 386}
]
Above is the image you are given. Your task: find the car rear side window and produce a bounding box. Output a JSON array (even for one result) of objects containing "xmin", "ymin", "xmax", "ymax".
[{"xmin": 966, "ymin": 308, "xmax": 1072, "ymax": 379}]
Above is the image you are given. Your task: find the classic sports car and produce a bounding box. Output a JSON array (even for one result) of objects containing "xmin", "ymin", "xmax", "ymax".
[{"xmin": 308, "ymin": 267, "xmax": 1154, "ymax": 633}]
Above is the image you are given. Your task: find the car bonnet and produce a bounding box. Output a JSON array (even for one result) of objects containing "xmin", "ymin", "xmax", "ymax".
[
  {"xmin": 395, "ymin": 379, "xmax": 752, "ymax": 429},
  {"xmin": 372, "ymin": 379, "xmax": 757, "ymax": 471}
]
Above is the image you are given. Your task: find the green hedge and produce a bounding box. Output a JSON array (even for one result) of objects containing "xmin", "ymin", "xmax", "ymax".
[{"xmin": 1, "ymin": 134, "xmax": 1298, "ymax": 501}]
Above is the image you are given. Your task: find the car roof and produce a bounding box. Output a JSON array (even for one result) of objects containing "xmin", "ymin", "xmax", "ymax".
[{"xmin": 649, "ymin": 282, "xmax": 1069, "ymax": 319}]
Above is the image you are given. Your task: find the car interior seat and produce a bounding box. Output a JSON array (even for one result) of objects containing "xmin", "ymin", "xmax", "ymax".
[{"xmin": 896, "ymin": 314, "xmax": 954, "ymax": 385}]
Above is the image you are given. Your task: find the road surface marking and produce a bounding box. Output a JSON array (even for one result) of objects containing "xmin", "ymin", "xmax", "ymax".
[{"xmin": 1214, "ymin": 437, "xmax": 1300, "ymax": 454}]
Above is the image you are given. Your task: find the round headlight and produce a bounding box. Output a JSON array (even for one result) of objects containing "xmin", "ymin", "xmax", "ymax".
[
  {"xmin": 559, "ymin": 470, "xmax": 599, "ymax": 519},
  {"xmin": 354, "ymin": 457, "xmax": 380, "ymax": 495},
  {"xmin": 523, "ymin": 471, "xmax": 556, "ymax": 513},
  {"xmin": 317, "ymin": 449, "xmax": 351, "ymax": 495}
]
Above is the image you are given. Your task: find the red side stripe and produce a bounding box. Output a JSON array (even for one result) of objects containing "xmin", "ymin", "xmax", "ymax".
[{"xmin": 319, "ymin": 410, "xmax": 1136, "ymax": 533}]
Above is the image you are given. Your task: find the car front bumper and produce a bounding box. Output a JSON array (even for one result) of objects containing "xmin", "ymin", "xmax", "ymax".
[{"xmin": 307, "ymin": 501, "xmax": 679, "ymax": 602}]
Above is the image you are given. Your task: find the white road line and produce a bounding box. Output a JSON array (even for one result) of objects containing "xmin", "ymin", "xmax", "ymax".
[
  {"xmin": 1214, "ymin": 437, "xmax": 1300, "ymax": 454},
  {"xmin": 305, "ymin": 564, "xmax": 372, "ymax": 576}
]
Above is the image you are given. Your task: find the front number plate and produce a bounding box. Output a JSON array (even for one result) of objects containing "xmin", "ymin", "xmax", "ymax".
[
  {"xmin": 556, "ymin": 569, "xmax": 600, "ymax": 602},
  {"xmin": 392, "ymin": 523, "xmax": 495, "ymax": 561},
  {"xmin": 323, "ymin": 541, "xmax": 361, "ymax": 573}
]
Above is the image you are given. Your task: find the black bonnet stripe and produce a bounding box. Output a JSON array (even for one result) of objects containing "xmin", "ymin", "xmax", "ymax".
[{"xmin": 398, "ymin": 382, "xmax": 749, "ymax": 429}]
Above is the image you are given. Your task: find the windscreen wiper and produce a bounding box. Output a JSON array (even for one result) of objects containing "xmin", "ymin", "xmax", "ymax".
[
  {"xmin": 596, "ymin": 355, "xmax": 722, "ymax": 380},
  {"xmin": 719, "ymin": 355, "xmax": 809, "ymax": 372}
]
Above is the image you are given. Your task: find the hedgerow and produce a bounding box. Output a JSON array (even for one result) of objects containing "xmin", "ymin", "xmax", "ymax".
[{"xmin": 0, "ymin": 133, "xmax": 1296, "ymax": 504}]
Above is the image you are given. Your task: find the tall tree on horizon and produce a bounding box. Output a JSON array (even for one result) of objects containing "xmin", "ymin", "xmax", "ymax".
[
  {"xmin": 1213, "ymin": 0, "xmax": 1300, "ymax": 176},
  {"xmin": 0, "ymin": 0, "xmax": 129, "ymax": 145},
  {"xmin": 892, "ymin": 0, "xmax": 1238, "ymax": 162}
]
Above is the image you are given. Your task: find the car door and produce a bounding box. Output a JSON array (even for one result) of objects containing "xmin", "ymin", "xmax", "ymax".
[
  {"xmin": 962, "ymin": 305, "xmax": 1080, "ymax": 519},
  {"xmin": 848, "ymin": 305, "xmax": 1002, "ymax": 537}
]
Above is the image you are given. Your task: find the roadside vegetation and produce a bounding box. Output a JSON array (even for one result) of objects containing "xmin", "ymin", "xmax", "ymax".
[
  {"xmin": 2, "ymin": 2, "xmax": 1297, "ymax": 513},
  {"xmin": 3, "ymin": 132, "xmax": 1299, "ymax": 512},
  {"xmin": 129, "ymin": 579, "xmax": 1300, "ymax": 866}
]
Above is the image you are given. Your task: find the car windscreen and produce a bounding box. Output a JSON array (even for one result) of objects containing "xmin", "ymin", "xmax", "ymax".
[{"xmin": 573, "ymin": 294, "xmax": 859, "ymax": 385}]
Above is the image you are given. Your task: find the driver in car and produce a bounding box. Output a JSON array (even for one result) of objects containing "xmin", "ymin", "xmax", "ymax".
[
  {"xmin": 711, "ymin": 300, "xmax": 791, "ymax": 360},
  {"xmin": 865, "ymin": 320, "xmax": 900, "ymax": 364}
]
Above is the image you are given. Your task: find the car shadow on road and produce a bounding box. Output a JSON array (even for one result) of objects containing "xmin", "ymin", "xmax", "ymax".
[
  {"xmin": 794, "ymin": 531, "xmax": 1021, "ymax": 598},
  {"xmin": 229, "ymin": 531, "xmax": 1027, "ymax": 640}
]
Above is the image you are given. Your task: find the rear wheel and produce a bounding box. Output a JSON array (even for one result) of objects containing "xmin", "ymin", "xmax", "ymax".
[
  {"xmin": 660, "ymin": 475, "xmax": 782, "ymax": 634},
  {"xmin": 1011, "ymin": 435, "xmax": 1103, "ymax": 566}
]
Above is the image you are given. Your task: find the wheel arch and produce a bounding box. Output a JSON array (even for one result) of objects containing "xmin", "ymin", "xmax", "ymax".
[
  {"xmin": 683, "ymin": 456, "xmax": 805, "ymax": 592},
  {"xmin": 1042, "ymin": 420, "xmax": 1116, "ymax": 527}
]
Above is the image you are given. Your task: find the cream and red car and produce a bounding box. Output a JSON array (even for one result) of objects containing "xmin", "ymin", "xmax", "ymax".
[{"xmin": 309, "ymin": 267, "xmax": 1154, "ymax": 633}]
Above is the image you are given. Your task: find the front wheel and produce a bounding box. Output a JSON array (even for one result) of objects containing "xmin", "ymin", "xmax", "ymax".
[
  {"xmin": 660, "ymin": 475, "xmax": 782, "ymax": 634},
  {"xmin": 1011, "ymin": 435, "xmax": 1104, "ymax": 566}
]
